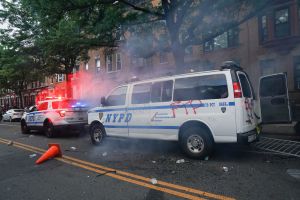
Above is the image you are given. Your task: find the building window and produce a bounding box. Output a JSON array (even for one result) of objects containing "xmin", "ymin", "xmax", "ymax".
[
  {"xmin": 275, "ymin": 8, "xmax": 290, "ymax": 38},
  {"xmin": 204, "ymin": 40, "xmax": 214, "ymax": 52},
  {"xmin": 116, "ymin": 53, "xmax": 122, "ymax": 70},
  {"xmin": 95, "ymin": 58, "xmax": 101, "ymax": 73},
  {"xmin": 106, "ymin": 54, "xmax": 113, "ymax": 72},
  {"xmin": 260, "ymin": 59, "xmax": 276, "ymax": 76},
  {"xmin": 159, "ymin": 52, "xmax": 168, "ymax": 64},
  {"xmin": 294, "ymin": 56, "xmax": 300, "ymax": 90},
  {"xmin": 85, "ymin": 63, "xmax": 89, "ymax": 71},
  {"xmin": 228, "ymin": 28, "xmax": 239, "ymax": 47},
  {"xmin": 294, "ymin": 63, "xmax": 300, "ymax": 90},
  {"xmin": 259, "ymin": 15, "xmax": 268, "ymax": 42},
  {"xmin": 185, "ymin": 46, "xmax": 193, "ymax": 55},
  {"xmin": 56, "ymin": 74, "xmax": 64, "ymax": 82},
  {"xmin": 131, "ymin": 56, "xmax": 144, "ymax": 67},
  {"xmin": 214, "ymin": 32, "xmax": 228, "ymax": 50},
  {"xmin": 204, "ymin": 28, "xmax": 239, "ymax": 52}
]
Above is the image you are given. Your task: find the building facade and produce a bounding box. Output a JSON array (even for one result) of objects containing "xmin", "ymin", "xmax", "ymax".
[
  {"xmin": 1, "ymin": 0, "xmax": 300, "ymax": 109},
  {"xmin": 77, "ymin": 0, "xmax": 300, "ymax": 101}
]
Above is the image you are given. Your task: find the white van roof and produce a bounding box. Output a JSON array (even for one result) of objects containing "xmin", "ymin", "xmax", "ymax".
[{"xmin": 126, "ymin": 69, "xmax": 230, "ymax": 85}]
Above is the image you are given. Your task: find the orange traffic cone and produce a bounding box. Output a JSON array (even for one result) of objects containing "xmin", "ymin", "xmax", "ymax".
[{"xmin": 35, "ymin": 143, "xmax": 62, "ymax": 165}]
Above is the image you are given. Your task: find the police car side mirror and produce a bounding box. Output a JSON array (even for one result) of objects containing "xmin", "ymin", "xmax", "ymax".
[{"xmin": 100, "ymin": 97, "xmax": 106, "ymax": 106}]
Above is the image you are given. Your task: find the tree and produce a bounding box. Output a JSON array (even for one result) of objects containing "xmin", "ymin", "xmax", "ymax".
[
  {"xmin": 0, "ymin": 1, "xmax": 45, "ymax": 107},
  {"xmin": 23, "ymin": 0, "xmax": 130, "ymax": 75},
  {"xmin": 0, "ymin": 45, "xmax": 44, "ymax": 108},
  {"xmin": 120, "ymin": 0, "xmax": 273, "ymax": 73},
  {"xmin": 1, "ymin": 0, "xmax": 132, "ymax": 98}
]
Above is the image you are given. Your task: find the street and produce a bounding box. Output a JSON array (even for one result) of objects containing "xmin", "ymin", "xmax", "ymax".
[{"xmin": 0, "ymin": 122, "xmax": 299, "ymax": 200}]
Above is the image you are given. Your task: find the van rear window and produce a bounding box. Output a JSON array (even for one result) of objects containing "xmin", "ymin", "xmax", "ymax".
[
  {"xmin": 238, "ymin": 73, "xmax": 252, "ymax": 98},
  {"xmin": 174, "ymin": 74, "xmax": 228, "ymax": 101}
]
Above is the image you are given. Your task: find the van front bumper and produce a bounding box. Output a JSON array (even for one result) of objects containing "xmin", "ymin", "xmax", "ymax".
[{"xmin": 237, "ymin": 130, "xmax": 258, "ymax": 144}]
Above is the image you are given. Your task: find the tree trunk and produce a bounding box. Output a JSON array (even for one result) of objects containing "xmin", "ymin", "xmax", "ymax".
[
  {"xmin": 171, "ymin": 41, "xmax": 185, "ymax": 74},
  {"xmin": 65, "ymin": 72, "xmax": 73, "ymax": 99},
  {"xmin": 18, "ymin": 91, "xmax": 24, "ymax": 108}
]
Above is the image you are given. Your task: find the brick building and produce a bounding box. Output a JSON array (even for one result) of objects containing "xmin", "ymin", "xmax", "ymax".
[
  {"xmin": 2, "ymin": 0, "xmax": 300, "ymax": 108},
  {"xmin": 0, "ymin": 74, "xmax": 69, "ymax": 109}
]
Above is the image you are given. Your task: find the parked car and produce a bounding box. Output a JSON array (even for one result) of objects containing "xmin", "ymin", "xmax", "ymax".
[{"xmin": 2, "ymin": 109, "xmax": 24, "ymax": 122}]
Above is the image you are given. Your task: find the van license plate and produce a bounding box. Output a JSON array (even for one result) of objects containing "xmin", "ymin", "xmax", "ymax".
[{"xmin": 248, "ymin": 135, "xmax": 256, "ymax": 142}]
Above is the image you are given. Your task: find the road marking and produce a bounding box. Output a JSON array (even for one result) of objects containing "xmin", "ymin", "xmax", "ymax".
[
  {"xmin": 0, "ymin": 137, "xmax": 235, "ymax": 200},
  {"xmin": 0, "ymin": 124, "xmax": 20, "ymax": 127}
]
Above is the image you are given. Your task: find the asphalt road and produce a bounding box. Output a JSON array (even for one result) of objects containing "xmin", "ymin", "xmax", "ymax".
[{"xmin": 0, "ymin": 122, "xmax": 299, "ymax": 200}]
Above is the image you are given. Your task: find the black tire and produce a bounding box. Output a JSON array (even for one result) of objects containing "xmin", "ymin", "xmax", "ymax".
[
  {"xmin": 90, "ymin": 123, "xmax": 105, "ymax": 145},
  {"xmin": 44, "ymin": 121, "xmax": 55, "ymax": 138},
  {"xmin": 21, "ymin": 120, "xmax": 30, "ymax": 134},
  {"xmin": 179, "ymin": 126, "xmax": 214, "ymax": 159}
]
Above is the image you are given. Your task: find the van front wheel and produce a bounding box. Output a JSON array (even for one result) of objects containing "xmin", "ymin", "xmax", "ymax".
[
  {"xmin": 90, "ymin": 124, "xmax": 105, "ymax": 145},
  {"xmin": 180, "ymin": 127, "xmax": 213, "ymax": 159}
]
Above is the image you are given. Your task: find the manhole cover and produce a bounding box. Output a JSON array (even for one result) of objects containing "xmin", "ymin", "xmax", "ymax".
[{"xmin": 287, "ymin": 169, "xmax": 300, "ymax": 179}]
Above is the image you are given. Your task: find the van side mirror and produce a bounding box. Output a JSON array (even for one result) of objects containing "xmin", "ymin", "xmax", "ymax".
[{"xmin": 100, "ymin": 97, "xmax": 106, "ymax": 106}]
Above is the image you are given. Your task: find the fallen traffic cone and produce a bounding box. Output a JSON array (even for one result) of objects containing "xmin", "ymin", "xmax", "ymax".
[{"xmin": 35, "ymin": 143, "xmax": 62, "ymax": 165}]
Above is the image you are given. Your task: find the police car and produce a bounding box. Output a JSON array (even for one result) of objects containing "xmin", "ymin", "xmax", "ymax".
[
  {"xmin": 87, "ymin": 61, "xmax": 264, "ymax": 159},
  {"xmin": 21, "ymin": 98, "xmax": 88, "ymax": 137}
]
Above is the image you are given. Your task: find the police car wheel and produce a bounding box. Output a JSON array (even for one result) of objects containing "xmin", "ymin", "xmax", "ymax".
[
  {"xmin": 21, "ymin": 121, "xmax": 30, "ymax": 134},
  {"xmin": 180, "ymin": 127, "xmax": 213, "ymax": 159},
  {"xmin": 44, "ymin": 122, "xmax": 55, "ymax": 138},
  {"xmin": 90, "ymin": 124, "xmax": 104, "ymax": 145}
]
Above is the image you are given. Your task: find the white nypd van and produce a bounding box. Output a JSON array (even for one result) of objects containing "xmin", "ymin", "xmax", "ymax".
[
  {"xmin": 21, "ymin": 98, "xmax": 88, "ymax": 137},
  {"xmin": 87, "ymin": 62, "xmax": 261, "ymax": 158}
]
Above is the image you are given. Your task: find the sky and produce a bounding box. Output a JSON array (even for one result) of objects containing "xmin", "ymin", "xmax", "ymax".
[{"xmin": 0, "ymin": 2, "xmax": 8, "ymax": 29}]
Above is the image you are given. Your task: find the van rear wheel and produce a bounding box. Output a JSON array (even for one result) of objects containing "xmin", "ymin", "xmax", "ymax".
[
  {"xmin": 180, "ymin": 126, "xmax": 213, "ymax": 159},
  {"xmin": 90, "ymin": 124, "xmax": 105, "ymax": 145}
]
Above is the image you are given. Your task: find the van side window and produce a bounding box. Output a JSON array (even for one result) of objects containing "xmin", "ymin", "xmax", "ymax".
[
  {"xmin": 174, "ymin": 74, "xmax": 228, "ymax": 101},
  {"xmin": 132, "ymin": 83, "xmax": 151, "ymax": 104},
  {"xmin": 106, "ymin": 86, "xmax": 127, "ymax": 106},
  {"xmin": 151, "ymin": 80, "xmax": 173, "ymax": 102},
  {"xmin": 238, "ymin": 73, "xmax": 252, "ymax": 98}
]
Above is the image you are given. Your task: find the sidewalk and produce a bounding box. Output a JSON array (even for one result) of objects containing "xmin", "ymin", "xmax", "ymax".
[{"xmin": 261, "ymin": 123, "xmax": 300, "ymax": 141}]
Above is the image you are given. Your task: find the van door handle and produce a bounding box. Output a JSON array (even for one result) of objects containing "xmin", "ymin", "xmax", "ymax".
[{"xmin": 271, "ymin": 98, "xmax": 285, "ymax": 105}]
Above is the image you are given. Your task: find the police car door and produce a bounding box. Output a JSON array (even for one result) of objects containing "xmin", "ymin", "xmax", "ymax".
[
  {"xmin": 259, "ymin": 73, "xmax": 291, "ymax": 123},
  {"xmin": 27, "ymin": 102, "xmax": 48, "ymax": 127},
  {"xmin": 103, "ymin": 86, "xmax": 129, "ymax": 137}
]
